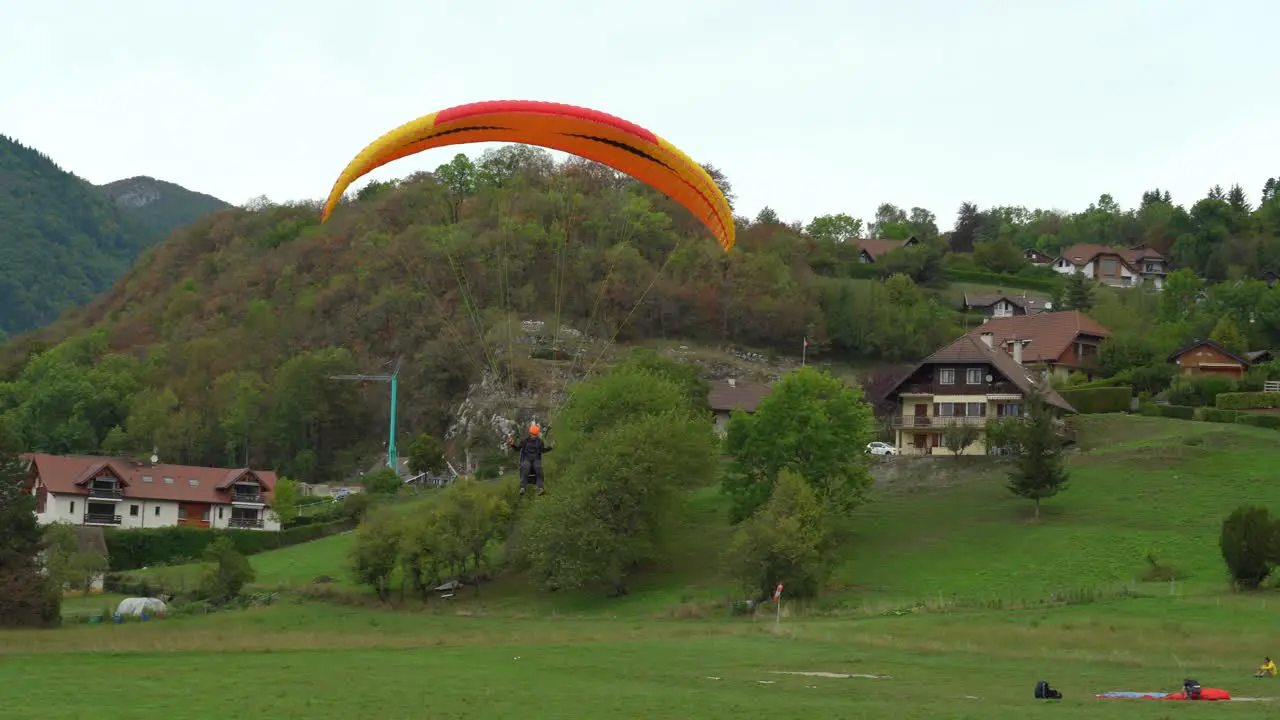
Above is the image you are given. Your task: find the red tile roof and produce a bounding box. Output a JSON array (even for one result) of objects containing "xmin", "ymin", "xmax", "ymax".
[
  {"xmin": 24, "ymin": 453, "xmax": 277, "ymax": 505},
  {"xmin": 856, "ymin": 237, "xmax": 916, "ymax": 260},
  {"xmin": 708, "ymin": 379, "xmax": 771, "ymax": 412},
  {"xmin": 1057, "ymin": 244, "xmax": 1165, "ymax": 271},
  {"xmin": 966, "ymin": 311, "xmax": 1110, "ymax": 364}
]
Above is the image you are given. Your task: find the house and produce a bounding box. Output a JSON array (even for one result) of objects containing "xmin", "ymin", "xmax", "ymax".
[
  {"xmin": 1023, "ymin": 248, "xmax": 1055, "ymax": 266},
  {"xmin": 966, "ymin": 311, "xmax": 1110, "ymax": 382},
  {"xmin": 22, "ymin": 454, "xmax": 280, "ymax": 531},
  {"xmin": 708, "ymin": 378, "xmax": 771, "ymax": 435},
  {"xmin": 883, "ymin": 333, "xmax": 1075, "ymax": 455},
  {"xmin": 1051, "ymin": 244, "xmax": 1169, "ymax": 289},
  {"xmin": 1167, "ymin": 340, "xmax": 1253, "ymax": 380},
  {"xmin": 854, "ymin": 236, "xmax": 919, "ymax": 263},
  {"xmin": 961, "ymin": 291, "xmax": 1053, "ymax": 318},
  {"xmin": 1247, "ymin": 350, "xmax": 1274, "ymax": 364}
]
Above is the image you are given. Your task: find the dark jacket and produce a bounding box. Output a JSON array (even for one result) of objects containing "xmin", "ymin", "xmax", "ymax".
[{"xmin": 509, "ymin": 435, "xmax": 552, "ymax": 462}]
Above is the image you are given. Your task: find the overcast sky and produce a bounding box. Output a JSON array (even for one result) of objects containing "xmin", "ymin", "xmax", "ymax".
[{"xmin": 3, "ymin": 0, "xmax": 1276, "ymax": 230}]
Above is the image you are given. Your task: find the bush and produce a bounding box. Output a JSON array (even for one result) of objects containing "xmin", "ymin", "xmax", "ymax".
[
  {"xmin": 1219, "ymin": 505, "xmax": 1280, "ymax": 590},
  {"xmin": 197, "ymin": 536, "xmax": 255, "ymax": 602},
  {"xmin": 1200, "ymin": 408, "xmax": 1241, "ymax": 424},
  {"xmin": 1158, "ymin": 404, "xmax": 1195, "ymax": 420},
  {"xmin": 1139, "ymin": 402, "xmax": 1161, "ymax": 417},
  {"xmin": 1237, "ymin": 414, "xmax": 1280, "ymax": 429},
  {"xmin": 1215, "ymin": 392, "xmax": 1280, "ymax": 410},
  {"xmin": 1168, "ymin": 375, "xmax": 1238, "ymax": 407},
  {"xmin": 104, "ymin": 519, "xmax": 354, "ymax": 571},
  {"xmin": 1059, "ymin": 386, "xmax": 1132, "ymax": 414}
]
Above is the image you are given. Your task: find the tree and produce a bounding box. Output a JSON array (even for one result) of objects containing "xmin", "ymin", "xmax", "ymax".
[
  {"xmin": 1064, "ymin": 271, "xmax": 1094, "ymax": 311},
  {"xmin": 805, "ymin": 214, "xmax": 864, "ymax": 244},
  {"xmin": 722, "ymin": 366, "xmax": 875, "ymax": 523},
  {"xmin": 0, "ymin": 432, "xmax": 60, "ymax": 627},
  {"xmin": 198, "ymin": 536, "xmax": 255, "ymax": 602},
  {"xmin": 349, "ymin": 506, "xmax": 402, "ymax": 601},
  {"xmin": 1006, "ymin": 392, "xmax": 1069, "ymax": 519},
  {"xmin": 973, "ymin": 237, "xmax": 1025, "ymax": 274},
  {"xmin": 407, "ymin": 433, "xmax": 446, "ymax": 475},
  {"xmin": 1210, "ymin": 315, "xmax": 1246, "ymax": 354},
  {"xmin": 950, "ymin": 202, "xmax": 981, "ymax": 252},
  {"xmin": 723, "ymin": 470, "xmax": 832, "ymax": 600},
  {"xmin": 270, "ymin": 477, "xmax": 300, "ymax": 526},
  {"xmin": 362, "ymin": 467, "xmax": 401, "ymax": 495},
  {"xmin": 42, "ymin": 524, "xmax": 108, "ymax": 597},
  {"xmin": 1219, "ymin": 505, "xmax": 1280, "ymax": 590},
  {"xmin": 942, "ymin": 421, "xmax": 981, "ymax": 457}
]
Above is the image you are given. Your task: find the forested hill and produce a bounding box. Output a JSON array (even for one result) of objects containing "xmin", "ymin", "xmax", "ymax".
[
  {"xmin": 98, "ymin": 176, "xmax": 231, "ymax": 238},
  {"xmin": 1, "ymin": 143, "xmax": 1278, "ymax": 484},
  {"xmin": 0, "ymin": 136, "xmax": 230, "ymax": 336}
]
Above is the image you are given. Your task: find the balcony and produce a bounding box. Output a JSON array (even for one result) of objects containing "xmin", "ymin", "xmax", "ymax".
[
  {"xmin": 84, "ymin": 512, "xmax": 122, "ymax": 526},
  {"xmin": 88, "ymin": 486, "xmax": 123, "ymax": 501},
  {"xmin": 897, "ymin": 381, "xmax": 1022, "ymax": 396},
  {"xmin": 228, "ymin": 517, "xmax": 265, "ymax": 530},
  {"xmin": 892, "ymin": 415, "xmax": 1023, "ymax": 430},
  {"xmin": 231, "ymin": 491, "xmax": 265, "ymax": 505},
  {"xmin": 177, "ymin": 518, "xmax": 211, "ymax": 529}
]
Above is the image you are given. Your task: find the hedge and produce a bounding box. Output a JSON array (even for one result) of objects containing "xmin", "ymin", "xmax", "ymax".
[
  {"xmin": 1158, "ymin": 404, "xmax": 1196, "ymax": 420},
  {"xmin": 104, "ymin": 519, "xmax": 354, "ymax": 571},
  {"xmin": 1214, "ymin": 392, "xmax": 1280, "ymax": 411},
  {"xmin": 942, "ymin": 268, "xmax": 1062, "ymax": 293},
  {"xmin": 1199, "ymin": 408, "xmax": 1242, "ymax": 424},
  {"xmin": 1060, "ymin": 386, "xmax": 1132, "ymax": 413},
  {"xmin": 1237, "ymin": 414, "xmax": 1280, "ymax": 429}
]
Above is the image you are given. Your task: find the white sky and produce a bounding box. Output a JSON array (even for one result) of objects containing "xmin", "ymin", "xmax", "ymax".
[{"xmin": 3, "ymin": 0, "xmax": 1276, "ymax": 230}]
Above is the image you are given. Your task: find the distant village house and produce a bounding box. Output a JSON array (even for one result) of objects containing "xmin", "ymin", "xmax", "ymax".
[
  {"xmin": 1167, "ymin": 339, "xmax": 1262, "ymax": 381},
  {"xmin": 965, "ymin": 310, "xmax": 1110, "ymax": 382},
  {"xmin": 854, "ymin": 236, "xmax": 920, "ymax": 263},
  {"xmin": 961, "ymin": 291, "xmax": 1053, "ymax": 318},
  {"xmin": 1051, "ymin": 244, "xmax": 1168, "ymax": 290},
  {"xmin": 23, "ymin": 454, "xmax": 281, "ymax": 532},
  {"xmin": 708, "ymin": 378, "xmax": 771, "ymax": 435}
]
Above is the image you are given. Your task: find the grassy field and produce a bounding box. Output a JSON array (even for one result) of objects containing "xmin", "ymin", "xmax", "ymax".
[{"xmin": 8, "ymin": 414, "xmax": 1280, "ymax": 717}]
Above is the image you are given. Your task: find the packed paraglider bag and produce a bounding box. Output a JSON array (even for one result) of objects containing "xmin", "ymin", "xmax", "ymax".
[
  {"xmin": 1034, "ymin": 680, "xmax": 1062, "ymax": 700},
  {"xmin": 1182, "ymin": 679, "xmax": 1201, "ymax": 699}
]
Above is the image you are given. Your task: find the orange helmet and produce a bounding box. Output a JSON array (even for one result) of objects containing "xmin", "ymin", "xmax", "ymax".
[{"xmin": 529, "ymin": 424, "xmax": 540, "ymax": 435}]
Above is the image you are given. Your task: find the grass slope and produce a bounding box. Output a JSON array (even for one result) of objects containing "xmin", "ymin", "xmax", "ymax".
[{"xmin": 23, "ymin": 415, "xmax": 1280, "ymax": 718}]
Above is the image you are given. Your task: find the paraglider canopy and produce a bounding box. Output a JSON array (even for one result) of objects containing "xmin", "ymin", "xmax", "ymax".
[{"xmin": 320, "ymin": 100, "xmax": 735, "ymax": 252}]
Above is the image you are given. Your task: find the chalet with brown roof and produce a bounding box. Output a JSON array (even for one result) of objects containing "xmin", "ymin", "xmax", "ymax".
[
  {"xmin": 1051, "ymin": 244, "xmax": 1168, "ymax": 290},
  {"xmin": 966, "ymin": 311, "xmax": 1110, "ymax": 382},
  {"xmin": 708, "ymin": 378, "xmax": 771, "ymax": 435},
  {"xmin": 1023, "ymin": 248, "xmax": 1055, "ymax": 266},
  {"xmin": 961, "ymin": 291, "xmax": 1053, "ymax": 318},
  {"xmin": 22, "ymin": 454, "xmax": 280, "ymax": 531},
  {"xmin": 883, "ymin": 334, "xmax": 1075, "ymax": 456},
  {"xmin": 854, "ymin": 236, "xmax": 919, "ymax": 263},
  {"xmin": 1167, "ymin": 339, "xmax": 1253, "ymax": 380}
]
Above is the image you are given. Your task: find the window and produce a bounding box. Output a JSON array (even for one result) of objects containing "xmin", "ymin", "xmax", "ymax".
[
  {"xmin": 154, "ymin": 506, "xmax": 160, "ymax": 516},
  {"xmin": 70, "ymin": 501, "xmax": 75, "ymax": 514},
  {"xmin": 1101, "ymin": 258, "xmax": 1117, "ymax": 273},
  {"xmin": 967, "ymin": 402, "xmax": 985, "ymax": 417},
  {"xmin": 933, "ymin": 403, "xmax": 954, "ymax": 416},
  {"xmin": 218, "ymin": 507, "xmax": 224, "ymax": 519},
  {"xmin": 966, "ymin": 368, "xmax": 983, "ymax": 384},
  {"xmin": 939, "ymin": 368, "xmax": 956, "ymax": 384},
  {"xmin": 163, "ymin": 477, "xmax": 174, "ymax": 484},
  {"xmin": 188, "ymin": 479, "xmax": 200, "ymax": 487},
  {"xmin": 130, "ymin": 505, "xmax": 139, "ymax": 516},
  {"xmin": 142, "ymin": 475, "xmax": 153, "ymax": 483}
]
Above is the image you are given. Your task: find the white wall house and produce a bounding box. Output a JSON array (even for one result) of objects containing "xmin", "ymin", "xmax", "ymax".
[
  {"xmin": 24, "ymin": 454, "xmax": 281, "ymax": 532},
  {"xmin": 1051, "ymin": 243, "xmax": 1168, "ymax": 290}
]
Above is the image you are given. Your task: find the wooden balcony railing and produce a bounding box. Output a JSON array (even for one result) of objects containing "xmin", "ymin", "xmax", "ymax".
[
  {"xmin": 231, "ymin": 492, "xmax": 264, "ymax": 504},
  {"xmin": 892, "ymin": 416, "xmax": 1023, "ymax": 429},
  {"xmin": 84, "ymin": 512, "xmax": 122, "ymax": 526},
  {"xmin": 88, "ymin": 486, "xmax": 123, "ymax": 500},
  {"xmin": 228, "ymin": 517, "xmax": 265, "ymax": 530}
]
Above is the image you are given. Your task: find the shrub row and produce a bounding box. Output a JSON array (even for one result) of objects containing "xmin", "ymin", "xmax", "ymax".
[
  {"xmin": 942, "ymin": 268, "xmax": 1061, "ymax": 293},
  {"xmin": 1140, "ymin": 403, "xmax": 1196, "ymax": 420},
  {"xmin": 1199, "ymin": 408, "xmax": 1241, "ymax": 424},
  {"xmin": 1237, "ymin": 414, "xmax": 1280, "ymax": 429},
  {"xmin": 104, "ymin": 519, "xmax": 354, "ymax": 571},
  {"xmin": 1059, "ymin": 386, "xmax": 1132, "ymax": 413},
  {"xmin": 1214, "ymin": 392, "xmax": 1280, "ymax": 410}
]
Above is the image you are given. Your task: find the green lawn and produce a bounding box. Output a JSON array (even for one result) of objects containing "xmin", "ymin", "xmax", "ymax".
[{"xmin": 25, "ymin": 414, "xmax": 1280, "ymax": 717}]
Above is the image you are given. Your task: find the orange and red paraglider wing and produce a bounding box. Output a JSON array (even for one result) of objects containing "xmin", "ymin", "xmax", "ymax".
[{"xmin": 320, "ymin": 100, "xmax": 734, "ymax": 252}]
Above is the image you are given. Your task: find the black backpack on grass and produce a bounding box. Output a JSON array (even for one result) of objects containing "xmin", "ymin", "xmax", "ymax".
[{"xmin": 1035, "ymin": 680, "xmax": 1063, "ymax": 700}]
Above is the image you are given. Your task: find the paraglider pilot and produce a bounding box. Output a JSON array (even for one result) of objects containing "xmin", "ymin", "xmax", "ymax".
[
  {"xmin": 507, "ymin": 423, "xmax": 552, "ymax": 496},
  {"xmin": 1257, "ymin": 657, "xmax": 1277, "ymax": 678}
]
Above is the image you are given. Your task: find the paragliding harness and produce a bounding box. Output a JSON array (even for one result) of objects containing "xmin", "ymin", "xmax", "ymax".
[
  {"xmin": 1034, "ymin": 680, "xmax": 1063, "ymax": 700},
  {"xmin": 1182, "ymin": 679, "xmax": 1202, "ymax": 700},
  {"xmin": 514, "ymin": 433, "xmax": 551, "ymax": 496}
]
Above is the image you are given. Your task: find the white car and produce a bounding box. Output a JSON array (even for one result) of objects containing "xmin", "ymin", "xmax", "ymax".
[{"xmin": 866, "ymin": 441, "xmax": 897, "ymax": 456}]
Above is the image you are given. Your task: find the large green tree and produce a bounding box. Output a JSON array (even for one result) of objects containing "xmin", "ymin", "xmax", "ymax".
[{"xmin": 722, "ymin": 366, "xmax": 875, "ymax": 523}]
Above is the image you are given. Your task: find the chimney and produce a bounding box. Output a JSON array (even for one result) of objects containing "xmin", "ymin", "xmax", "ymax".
[
  {"xmin": 728, "ymin": 378, "xmax": 736, "ymax": 388},
  {"xmin": 1012, "ymin": 340, "xmax": 1023, "ymax": 365},
  {"xmin": 980, "ymin": 332, "xmax": 994, "ymax": 348}
]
